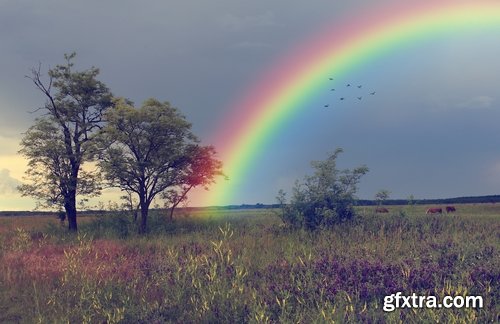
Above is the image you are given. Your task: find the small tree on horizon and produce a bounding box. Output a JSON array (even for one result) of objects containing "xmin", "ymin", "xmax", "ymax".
[
  {"xmin": 375, "ymin": 189, "xmax": 391, "ymax": 206},
  {"xmin": 120, "ymin": 191, "xmax": 139, "ymax": 222}
]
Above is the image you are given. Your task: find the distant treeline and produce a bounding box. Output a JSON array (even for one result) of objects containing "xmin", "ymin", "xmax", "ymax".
[
  {"xmin": 1, "ymin": 195, "xmax": 499, "ymax": 216},
  {"xmin": 0, "ymin": 210, "xmax": 107, "ymax": 217},
  {"xmin": 205, "ymin": 195, "xmax": 500, "ymax": 210},
  {"xmin": 355, "ymin": 194, "xmax": 500, "ymax": 206}
]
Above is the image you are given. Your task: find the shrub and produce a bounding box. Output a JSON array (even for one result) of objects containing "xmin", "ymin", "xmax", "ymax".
[{"xmin": 277, "ymin": 148, "xmax": 368, "ymax": 230}]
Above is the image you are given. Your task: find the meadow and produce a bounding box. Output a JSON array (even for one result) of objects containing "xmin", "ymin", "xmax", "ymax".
[{"xmin": 0, "ymin": 204, "xmax": 498, "ymax": 323}]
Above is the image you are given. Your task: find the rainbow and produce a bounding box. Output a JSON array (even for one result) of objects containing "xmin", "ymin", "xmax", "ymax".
[{"xmin": 202, "ymin": 1, "xmax": 500, "ymax": 206}]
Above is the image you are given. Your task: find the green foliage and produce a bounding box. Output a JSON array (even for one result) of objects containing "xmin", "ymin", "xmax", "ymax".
[
  {"xmin": 41, "ymin": 235, "xmax": 128, "ymax": 323},
  {"xmin": 20, "ymin": 53, "xmax": 113, "ymax": 231},
  {"xmin": 98, "ymin": 98, "xmax": 223, "ymax": 233},
  {"xmin": 79, "ymin": 214, "xmax": 133, "ymax": 239},
  {"xmin": 18, "ymin": 118, "xmax": 101, "ymax": 209},
  {"xmin": 10, "ymin": 228, "xmax": 33, "ymax": 251},
  {"xmin": 1, "ymin": 207, "xmax": 498, "ymax": 322},
  {"xmin": 375, "ymin": 189, "xmax": 391, "ymax": 205},
  {"xmin": 278, "ymin": 148, "xmax": 368, "ymax": 229}
]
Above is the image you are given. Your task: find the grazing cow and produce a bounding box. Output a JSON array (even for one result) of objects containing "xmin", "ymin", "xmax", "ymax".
[
  {"xmin": 446, "ymin": 206, "xmax": 456, "ymax": 213},
  {"xmin": 375, "ymin": 207, "xmax": 389, "ymax": 213},
  {"xmin": 426, "ymin": 207, "xmax": 442, "ymax": 214}
]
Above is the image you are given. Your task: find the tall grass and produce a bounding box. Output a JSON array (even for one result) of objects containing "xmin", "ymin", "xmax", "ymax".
[{"xmin": 0, "ymin": 206, "xmax": 498, "ymax": 322}]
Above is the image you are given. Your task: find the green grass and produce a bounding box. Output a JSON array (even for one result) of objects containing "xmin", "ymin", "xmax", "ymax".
[{"xmin": 0, "ymin": 204, "xmax": 498, "ymax": 323}]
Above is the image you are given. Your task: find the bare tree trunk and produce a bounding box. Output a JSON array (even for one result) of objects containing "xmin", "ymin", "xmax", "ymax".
[
  {"xmin": 139, "ymin": 200, "xmax": 148, "ymax": 234},
  {"xmin": 167, "ymin": 185, "xmax": 194, "ymax": 221},
  {"xmin": 168, "ymin": 206, "xmax": 175, "ymax": 221},
  {"xmin": 65, "ymin": 193, "xmax": 78, "ymax": 232},
  {"xmin": 133, "ymin": 208, "xmax": 138, "ymax": 222}
]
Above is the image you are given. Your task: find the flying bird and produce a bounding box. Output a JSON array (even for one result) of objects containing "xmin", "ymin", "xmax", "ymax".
[
  {"xmin": 370, "ymin": 91, "xmax": 376, "ymax": 95},
  {"xmin": 330, "ymin": 88, "xmax": 335, "ymax": 91},
  {"xmin": 340, "ymin": 97, "xmax": 345, "ymax": 101},
  {"xmin": 346, "ymin": 84, "xmax": 351, "ymax": 87},
  {"xmin": 329, "ymin": 77, "xmax": 334, "ymax": 80},
  {"xmin": 357, "ymin": 85, "xmax": 362, "ymax": 88},
  {"xmin": 324, "ymin": 104, "xmax": 329, "ymax": 108},
  {"xmin": 357, "ymin": 97, "xmax": 362, "ymax": 100}
]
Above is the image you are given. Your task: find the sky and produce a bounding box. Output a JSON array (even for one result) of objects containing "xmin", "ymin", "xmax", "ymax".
[{"xmin": 1, "ymin": 0, "xmax": 500, "ymax": 210}]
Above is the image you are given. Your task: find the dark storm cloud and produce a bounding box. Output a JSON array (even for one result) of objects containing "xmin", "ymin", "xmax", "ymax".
[
  {"xmin": 1, "ymin": 0, "xmax": 500, "ymax": 208},
  {"xmin": 0, "ymin": 1, "xmax": 338, "ymax": 162},
  {"xmin": 1, "ymin": 0, "xmax": 346, "ymax": 142}
]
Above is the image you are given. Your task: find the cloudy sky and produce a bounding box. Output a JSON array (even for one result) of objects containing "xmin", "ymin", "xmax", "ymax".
[{"xmin": 1, "ymin": 0, "xmax": 500, "ymax": 210}]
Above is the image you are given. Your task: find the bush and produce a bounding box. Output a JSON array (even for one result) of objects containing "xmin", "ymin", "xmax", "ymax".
[{"xmin": 277, "ymin": 148, "xmax": 368, "ymax": 230}]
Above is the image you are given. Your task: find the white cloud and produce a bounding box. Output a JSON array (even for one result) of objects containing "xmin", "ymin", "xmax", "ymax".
[
  {"xmin": 487, "ymin": 160, "xmax": 500, "ymax": 178},
  {"xmin": 0, "ymin": 135, "xmax": 21, "ymax": 156},
  {"xmin": 0, "ymin": 168, "xmax": 22, "ymax": 195},
  {"xmin": 231, "ymin": 41, "xmax": 273, "ymax": 50},
  {"xmin": 457, "ymin": 96, "xmax": 495, "ymax": 109},
  {"xmin": 220, "ymin": 11, "xmax": 280, "ymax": 30}
]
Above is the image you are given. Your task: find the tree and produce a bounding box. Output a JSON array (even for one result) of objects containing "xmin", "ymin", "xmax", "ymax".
[
  {"xmin": 162, "ymin": 145, "xmax": 224, "ymax": 221},
  {"xmin": 120, "ymin": 190, "xmax": 140, "ymax": 222},
  {"xmin": 375, "ymin": 189, "xmax": 391, "ymax": 206},
  {"xmin": 19, "ymin": 53, "xmax": 113, "ymax": 231},
  {"xmin": 277, "ymin": 148, "xmax": 368, "ymax": 230},
  {"xmin": 18, "ymin": 119, "xmax": 101, "ymax": 211},
  {"xmin": 98, "ymin": 98, "xmax": 223, "ymax": 233}
]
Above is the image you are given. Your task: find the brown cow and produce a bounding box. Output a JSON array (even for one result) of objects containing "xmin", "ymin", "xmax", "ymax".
[
  {"xmin": 426, "ymin": 207, "xmax": 442, "ymax": 214},
  {"xmin": 445, "ymin": 206, "xmax": 456, "ymax": 213},
  {"xmin": 375, "ymin": 207, "xmax": 389, "ymax": 213}
]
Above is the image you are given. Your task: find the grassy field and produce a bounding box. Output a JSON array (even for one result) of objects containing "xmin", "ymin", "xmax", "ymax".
[{"xmin": 0, "ymin": 204, "xmax": 498, "ymax": 323}]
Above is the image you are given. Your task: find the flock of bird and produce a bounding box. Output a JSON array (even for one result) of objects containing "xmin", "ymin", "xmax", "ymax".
[{"xmin": 323, "ymin": 77, "xmax": 376, "ymax": 108}]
